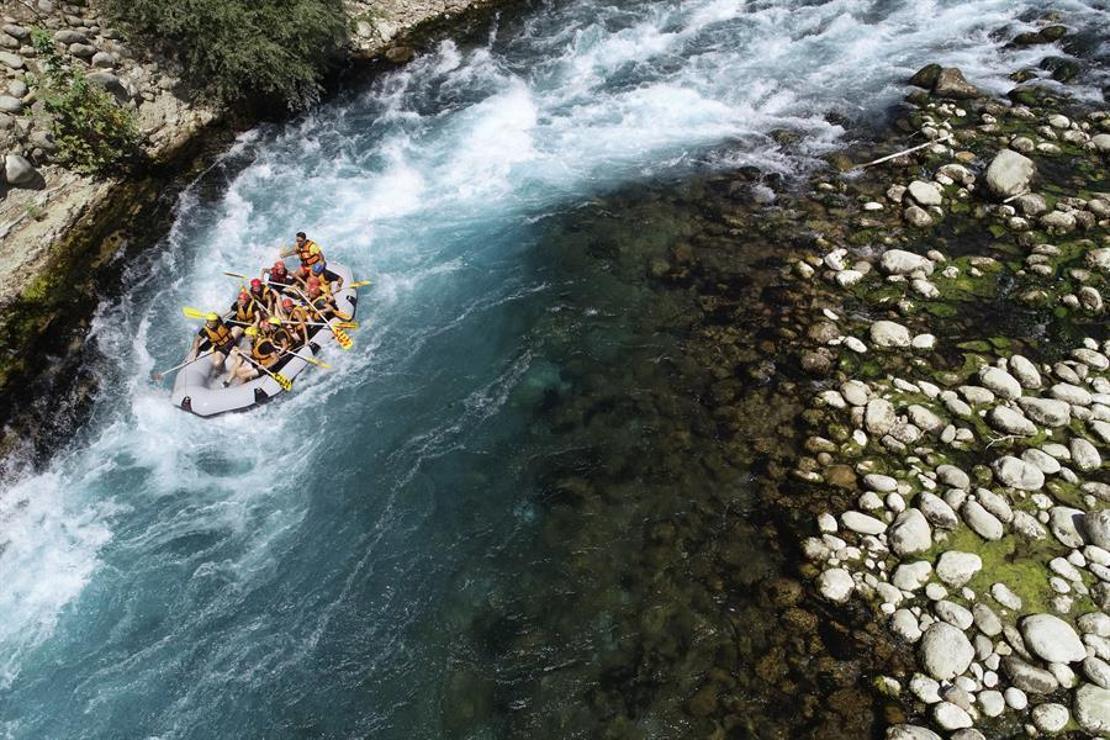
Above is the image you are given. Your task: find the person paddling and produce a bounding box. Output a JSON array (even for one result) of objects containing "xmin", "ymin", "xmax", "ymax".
[
  {"xmin": 188, "ymin": 313, "xmax": 237, "ymax": 371},
  {"xmin": 281, "ymin": 297, "xmax": 311, "ymax": 347},
  {"xmin": 262, "ymin": 260, "xmax": 293, "ymax": 292},
  {"xmin": 227, "ymin": 319, "xmax": 284, "ymax": 385},
  {"xmin": 248, "ymin": 277, "xmax": 277, "ymax": 314}
]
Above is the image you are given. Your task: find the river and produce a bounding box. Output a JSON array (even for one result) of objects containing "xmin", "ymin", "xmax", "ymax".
[{"xmin": 2, "ymin": 0, "xmax": 1107, "ymax": 736}]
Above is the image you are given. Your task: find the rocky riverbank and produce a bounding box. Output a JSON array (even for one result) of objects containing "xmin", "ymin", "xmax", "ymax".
[
  {"xmin": 0, "ymin": 0, "xmax": 509, "ymax": 462},
  {"xmin": 774, "ymin": 42, "xmax": 1109, "ymax": 740}
]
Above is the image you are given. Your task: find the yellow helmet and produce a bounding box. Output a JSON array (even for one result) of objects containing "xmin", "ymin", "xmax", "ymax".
[
  {"xmin": 245, "ymin": 326, "xmax": 258, "ymax": 336},
  {"xmin": 268, "ymin": 316, "xmax": 282, "ymax": 325},
  {"xmin": 206, "ymin": 312, "xmax": 219, "ymax": 321}
]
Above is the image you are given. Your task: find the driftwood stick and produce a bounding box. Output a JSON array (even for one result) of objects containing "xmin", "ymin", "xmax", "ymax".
[{"xmin": 852, "ymin": 134, "xmax": 952, "ymax": 171}]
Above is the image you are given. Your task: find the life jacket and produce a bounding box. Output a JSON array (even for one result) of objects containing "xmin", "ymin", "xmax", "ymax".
[
  {"xmin": 235, "ymin": 301, "xmax": 256, "ymax": 323},
  {"xmin": 250, "ymin": 286, "xmax": 275, "ymax": 309},
  {"xmin": 252, "ymin": 337, "xmax": 278, "ymax": 367},
  {"xmin": 203, "ymin": 321, "xmax": 234, "ymax": 351},
  {"xmin": 296, "ymin": 240, "xmax": 323, "ymax": 267}
]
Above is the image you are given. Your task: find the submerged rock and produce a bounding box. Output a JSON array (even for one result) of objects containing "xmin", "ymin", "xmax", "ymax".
[
  {"xmin": 1074, "ymin": 683, "xmax": 1110, "ymax": 734},
  {"xmin": 870, "ymin": 321, "xmax": 912, "ymax": 348}
]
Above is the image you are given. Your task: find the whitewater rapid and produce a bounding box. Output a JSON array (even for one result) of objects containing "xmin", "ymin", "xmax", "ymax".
[{"xmin": 1, "ymin": 0, "xmax": 1107, "ymax": 735}]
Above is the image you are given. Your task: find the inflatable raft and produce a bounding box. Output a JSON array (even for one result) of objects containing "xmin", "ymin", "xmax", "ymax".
[{"xmin": 171, "ymin": 263, "xmax": 357, "ymax": 417}]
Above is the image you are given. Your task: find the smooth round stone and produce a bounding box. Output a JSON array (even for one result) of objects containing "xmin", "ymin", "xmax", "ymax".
[
  {"xmin": 1021, "ymin": 613, "xmax": 1086, "ymax": 663},
  {"xmin": 978, "ymin": 689, "xmax": 1005, "ymax": 717},
  {"xmin": 1004, "ymin": 686, "xmax": 1028, "ymax": 710},
  {"xmin": 919, "ymin": 622, "xmax": 974, "ymax": 680},
  {"xmin": 1032, "ymin": 703, "xmax": 1069, "ymax": 733}
]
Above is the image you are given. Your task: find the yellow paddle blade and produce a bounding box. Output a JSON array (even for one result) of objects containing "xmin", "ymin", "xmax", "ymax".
[
  {"xmin": 304, "ymin": 356, "xmax": 331, "ymax": 370},
  {"xmin": 182, "ymin": 306, "xmax": 208, "ymax": 320},
  {"xmin": 274, "ymin": 373, "xmax": 293, "ymax": 391},
  {"xmin": 223, "ymin": 271, "xmax": 248, "ymax": 280},
  {"xmin": 334, "ymin": 328, "xmax": 353, "ymax": 350},
  {"xmin": 334, "ymin": 321, "xmax": 359, "ymax": 330},
  {"xmin": 348, "ymin": 280, "xmax": 372, "ymax": 288}
]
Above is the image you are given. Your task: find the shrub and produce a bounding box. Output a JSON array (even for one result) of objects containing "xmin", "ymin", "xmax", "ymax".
[
  {"xmin": 100, "ymin": 0, "xmax": 350, "ymax": 110},
  {"xmin": 29, "ymin": 29, "xmax": 142, "ymax": 175}
]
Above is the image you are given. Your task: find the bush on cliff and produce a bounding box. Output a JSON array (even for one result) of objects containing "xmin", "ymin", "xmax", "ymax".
[
  {"xmin": 29, "ymin": 29, "xmax": 142, "ymax": 175},
  {"xmin": 100, "ymin": 0, "xmax": 349, "ymax": 110}
]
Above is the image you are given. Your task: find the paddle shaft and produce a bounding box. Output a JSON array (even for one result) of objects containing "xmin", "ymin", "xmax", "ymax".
[{"xmin": 151, "ymin": 350, "xmax": 216, "ymax": 381}]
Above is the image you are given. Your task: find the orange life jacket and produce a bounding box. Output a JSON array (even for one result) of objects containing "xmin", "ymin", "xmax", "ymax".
[
  {"xmin": 251, "ymin": 337, "xmax": 278, "ymax": 367},
  {"xmin": 203, "ymin": 322, "xmax": 233, "ymax": 350},
  {"xmin": 297, "ymin": 240, "xmax": 323, "ymax": 267}
]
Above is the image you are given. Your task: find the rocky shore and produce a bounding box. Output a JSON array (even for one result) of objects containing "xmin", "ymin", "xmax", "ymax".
[
  {"xmin": 0, "ymin": 0, "xmax": 508, "ymax": 461},
  {"xmin": 778, "ymin": 44, "xmax": 1110, "ymax": 739}
]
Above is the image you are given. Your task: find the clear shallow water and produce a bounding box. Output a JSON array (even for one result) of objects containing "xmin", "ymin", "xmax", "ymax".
[{"xmin": 1, "ymin": 0, "xmax": 1107, "ymax": 736}]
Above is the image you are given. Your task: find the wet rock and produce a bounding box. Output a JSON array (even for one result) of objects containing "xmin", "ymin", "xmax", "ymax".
[
  {"xmin": 1017, "ymin": 397, "xmax": 1071, "ymax": 427},
  {"xmin": 841, "ymin": 510, "xmax": 887, "ymax": 535},
  {"xmin": 1082, "ymin": 510, "xmax": 1110, "ymax": 550},
  {"xmin": 963, "ymin": 500, "xmax": 1004, "ymax": 540},
  {"xmin": 1023, "ymin": 448, "xmax": 1060, "ymax": 474},
  {"xmin": 907, "ymin": 180, "xmax": 943, "ymax": 207},
  {"xmin": 936, "ymin": 551, "xmax": 982, "ymax": 587},
  {"xmin": 909, "ymin": 64, "xmax": 942, "ymax": 89},
  {"xmin": 1013, "ymin": 510, "xmax": 1049, "ymax": 540},
  {"xmin": 818, "ymin": 567, "xmax": 854, "ymax": 603},
  {"xmin": 841, "ymin": 380, "xmax": 869, "ymax": 406},
  {"xmin": 53, "ymin": 29, "xmax": 87, "ymax": 44},
  {"xmin": 920, "ymin": 622, "xmax": 974, "ymax": 680},
  {"xmin": 1003, "ymin": 656, "xmax": 1059, "ymax": 693},
  {"xmin": 870, "ymin": 321, "xmax": 911, "ymax": 348},
  {"xmin": 932, "ymin": 701, "xmax": 972, "ymax": 730},
  {"xmin": 880, "ymin": 249, "xmax": 934, "ymax": 275},
  {"xmin": 1032, "ymin": 703, "xmax": 1070, "ymax": 733},
  {"xmin": 973, "ymin": 603, "xmax": 1003, "ymax": 636},
  {"xmin": 903, "ymin": 205, "xmax": 933, "ymax": 227},
  {"xmin": 987, "ymin": 406, "xmax": 1036, "ymax": 435},
  {"xmin": 1083, "ymin": 656, "xmax": 1110, "ymax": 689},
  {"xmin": 892, "ymin": 608, "xmax": 923, "ymax": 643},
  {"xmin": 979, "ymin": 689, "xmax": 1006, "ymax": 717},
  {"xmin": 1049, "ymin": 507, "xmax": 1086, "ymax": 548},
  {"xmin": 907, "ymin": 404, "xmax": 943, "ymax": 433},
  {"xmin": 976, "ymin": 487, "xmax": 1013, "ymax": 524},
  {"xmin": 865, "ymin": 399, "xmax": 897, "ymax": 435},
  {"xmin": 893, "ymin": 561, "xmax": 933, "ymax": 591},
  {"xmin": 980, "ymin": 366, "xmax": 1022, "ymax": 400},
  {"xmin": 985, "ymin": 149, "xmax": 1036, "ymax": 199},
  {"xmin": 890, "ymin": 509, "xmax": 932, "ymax": 555},
  {"xmin": 918, "ymin": 492, "xmax": 959, "ymax": 529},
  {"xmin": 937, "ymin": 464, "xmax": 970, "ymax": 490},
  {"xmin": 1049, "ymin": 382, "xmax": 1091, "ymax": 406},
  {"xmin": 887, "ymin": 725, "xmax": 941, "ymax": 740},
  {"xmin": 1021, "ymin": 614, "xmax": 1087, "ymax": 663},
  {"xmin": 1069, "ymin": 438, "xmax": 1101, "ymax": 471},
  {"xmin": 0, "ymin": 94, "xmax": 21, "ymax": 113},
  {"xmin": 864, "ymin": 473, "xmax": 897, "ymax": 493},
  {"xmin": 992, "ymin": 456, "xmax": 1044, "ymax": 490},
  {"xmin": 1074, "ymin": 683, "xmax": 1110, "ymax": 734},
  {"xmin": 932, "ymin": 67, "xmax": 982, "ymax": 99},
  {"xmin": 935, "ymin": 600, "xmax": 973, "ymax": 630}
]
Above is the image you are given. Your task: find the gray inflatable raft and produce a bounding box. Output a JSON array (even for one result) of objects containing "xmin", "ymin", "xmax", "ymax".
[{"xmin": 171, "ymin": 263, "xmax": 357, "ymax": 417}]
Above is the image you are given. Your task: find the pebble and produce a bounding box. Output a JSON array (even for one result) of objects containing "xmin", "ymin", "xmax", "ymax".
[
  {"xmin": 936, "ymin": 551, "xmax": 982, "ymax": 587},
  {"xmin": 1031, "ymin": 703, "xmax": 1070, "ymax": 733}
]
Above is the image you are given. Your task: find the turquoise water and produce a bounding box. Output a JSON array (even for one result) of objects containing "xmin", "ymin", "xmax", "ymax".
[{"xmin": 2, "ymin": 0, "xmax": 1108, "ymax": 736}]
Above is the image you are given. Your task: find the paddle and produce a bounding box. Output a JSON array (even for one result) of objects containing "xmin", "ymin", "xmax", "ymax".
[
  {"xmin": 231, "ymin": 347, "xmax": 293, "ymax": 391},
  {"xmin": 182, "ymin": 306, "xmax": 355, "ymax": 330},
  {"xmin": 150, "ymin": 350, "xmax": 215, "ymax": 382},
  {"xmin": 281, "ymin": 348, "xmax": 331, "ymax": 370},
  {"xmin": 286, "ymin": 286, "xmax": 353, "ymax": 350}
]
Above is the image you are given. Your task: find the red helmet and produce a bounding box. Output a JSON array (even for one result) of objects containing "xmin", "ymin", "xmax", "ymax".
[
  {"xmin": 282, "ymin": 298, "xmax": 294, "ymax": 309},
  {"xmin": 250, "ymin": 278, "xmax": 262, "ymax": 289},
  {"xmin": 238, "ymin": 291, "xmax": 249, "ymax": 302}
]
